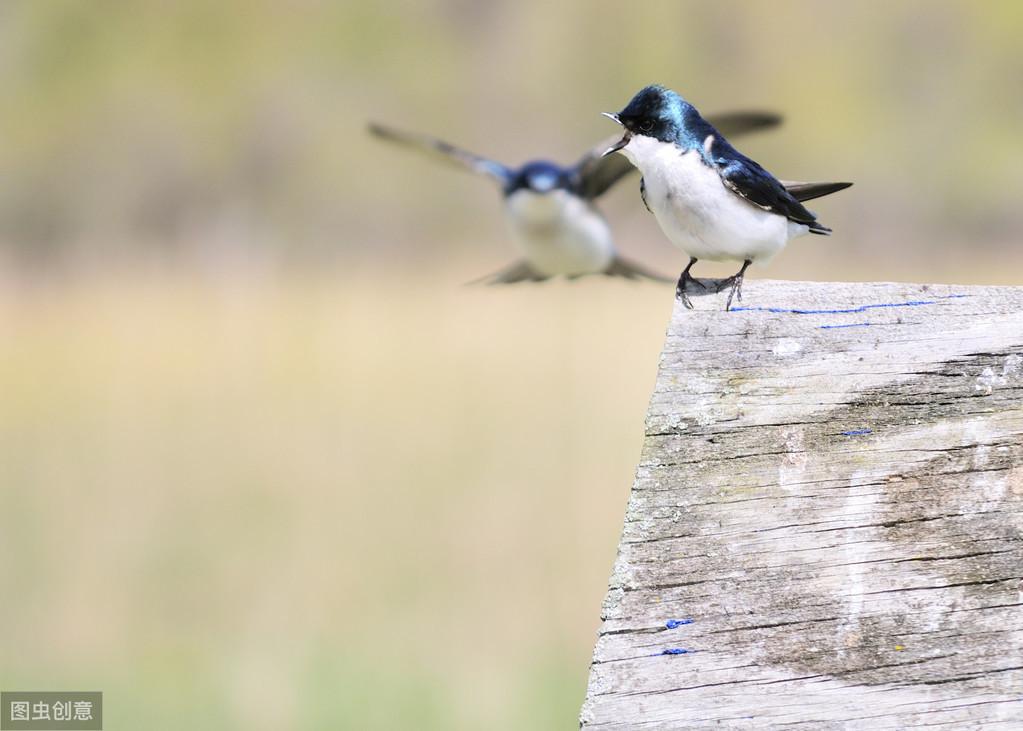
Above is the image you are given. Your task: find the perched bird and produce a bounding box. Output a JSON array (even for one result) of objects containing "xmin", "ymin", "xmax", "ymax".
[
  {"xmin": 602, "ymin": 85, "xmax": 852, "ymax": 309},
  {"xmin": 368, "ymin": 110, "xmax": 783, "ymax": 284}
]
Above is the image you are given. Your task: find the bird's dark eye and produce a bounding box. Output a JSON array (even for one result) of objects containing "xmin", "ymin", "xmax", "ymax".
[{"xmin": 638, "ymin": 120, "xmax": 654, "ymax": 133}]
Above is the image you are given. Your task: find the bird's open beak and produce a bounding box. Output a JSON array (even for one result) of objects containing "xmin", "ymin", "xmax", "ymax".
[{"xmin": 600, "ymin": 112, "xmax": 630, "ymax": 157}]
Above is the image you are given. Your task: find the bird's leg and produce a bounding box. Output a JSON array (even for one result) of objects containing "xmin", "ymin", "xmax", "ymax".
[
  {"xmin": 675, "ymin": 257, "xmax": 701, "ymax": 309},
  {"xmin": 718, "ymin": 259, "xmax": 752, "ymax": 311}
]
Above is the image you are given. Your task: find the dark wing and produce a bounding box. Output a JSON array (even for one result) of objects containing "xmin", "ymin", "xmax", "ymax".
[
  {"xmin": 573, "ymin": 110, "xmax": 782, "ymax": 200},
  {"xmin": 718, "ymin": 157, "xmax": 818, "ymax": 224},
  {"xmin": 780, "ymin": 180, "xmax": 853, "ymax": 203},
  {"xmin": 368, "ymin": 122, "xmax": 512, "ymax": 186},
  {"xmin": 639, "ymin": 177, "xmax": 651, "ymax": 213}
]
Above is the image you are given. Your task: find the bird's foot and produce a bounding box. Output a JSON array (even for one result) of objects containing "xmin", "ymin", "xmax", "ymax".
[
  {"xmin": 718, "ymin": 260, "xmax": 752, "ymax": 311},
  {"xmin": 724, "ymin": 278, "xmax": 744, "ymax": 311},
  {"xmin": 675, "ymin": 284, "xmax": 695, "ymax": 310},
  {"xmin": 675, "ymin": 257, "xmax": 700, "ymax": 309}
]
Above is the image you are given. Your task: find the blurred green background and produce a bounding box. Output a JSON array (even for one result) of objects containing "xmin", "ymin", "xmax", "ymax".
[{"xmin": 1, "ymin": 1, "xmax": 1021, "ymax": 729}]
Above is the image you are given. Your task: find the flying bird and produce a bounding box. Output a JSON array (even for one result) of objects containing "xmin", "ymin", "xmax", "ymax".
[
  {"xmin": 368, "ymin": 110, "xmax": 783, "ymax": 284},
  {"xmin": 602, "ymin": 85, "xmax": 852, "ymax": 309}
]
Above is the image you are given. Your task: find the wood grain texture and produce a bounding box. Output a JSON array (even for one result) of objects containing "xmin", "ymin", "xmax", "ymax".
[{"xmin": 581, "ymin": 280, "xmax": 1023, "ymax": 730}]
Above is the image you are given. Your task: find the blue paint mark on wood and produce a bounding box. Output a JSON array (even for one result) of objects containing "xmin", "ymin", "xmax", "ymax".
[
  {"xmin": 665, "ymin": 619, "xmax": 694, "ymax": 629},
  {"xmin": 732, "ymin": 294, "xmax": 967, "ymax": 316},
  {"xmin": 820, "ymin": 322, "xmax": 872, "ymax": 329},
  {"xmin": 842, "ymin": 428, "xmax": 873, "ymax": 436},
  {"xmin": 659, "ymin": 648, "xmax": 694, "ymax": 656}
]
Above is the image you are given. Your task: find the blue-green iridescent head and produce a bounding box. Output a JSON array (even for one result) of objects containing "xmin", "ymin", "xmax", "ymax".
[{"xmin": 602, "ymin": 85, "xmax": 692, "ymax": 156}]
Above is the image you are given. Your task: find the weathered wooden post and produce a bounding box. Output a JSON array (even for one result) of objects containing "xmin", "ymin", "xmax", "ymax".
[{"xmin": 581, "ymin": 280, "xmax": 1023, "ymax": 729}]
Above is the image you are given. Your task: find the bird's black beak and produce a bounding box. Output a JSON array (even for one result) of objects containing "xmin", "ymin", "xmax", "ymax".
[{"xmin": 600, "ymin": 112, "xmax": 630, "ymax": 157}]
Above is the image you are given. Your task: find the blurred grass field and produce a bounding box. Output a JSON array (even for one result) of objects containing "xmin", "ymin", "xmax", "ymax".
[
  {"xmin": 0, "ymin": 265, "xmax": 674, "ymax": 729},
  {"xmin": 2, "ymin": 1, "xmax": 1022, "ymax": 728}
]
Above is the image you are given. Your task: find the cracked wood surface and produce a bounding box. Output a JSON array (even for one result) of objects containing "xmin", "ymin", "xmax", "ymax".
[{"xmin": 581, "ymin": 280, "xmax": 1023, "ymax": 730}]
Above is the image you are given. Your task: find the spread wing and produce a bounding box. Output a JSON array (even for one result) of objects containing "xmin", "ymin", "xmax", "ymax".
[
  {"xmin": 573, "ymin": 110, "xmax": 782, "ymax": 200},
  {"xmin": 707, "ymin": 111, "xmax": 784, "ymax": 138},
  {"xmin": 368, "ymin": 122, "xmax": 512, "ymax": 186},
  {"xmin": 572, "ymin": 138, "xmax": 636, "ymax": 199},
  {"xmin": 469, "ymin": 260, "xmax": 550, "ymax": 284}
]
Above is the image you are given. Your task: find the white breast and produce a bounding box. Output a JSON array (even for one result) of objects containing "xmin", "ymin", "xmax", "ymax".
[
  {"xmin": 622, "ymin": 136, "xmax": 808, "ymax": 264},
  {"xmin": 503, "ymin": 190, "xmax": 616, "ymax": 276}
]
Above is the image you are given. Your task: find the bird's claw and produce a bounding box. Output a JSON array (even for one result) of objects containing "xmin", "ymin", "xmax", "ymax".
[
  {"xmin": 725, "ymin": 283, "xmax": 742, "ymax": 311},
  {"xmin": 718, "ymin": 260, "xmax": 751, "ymax": 311},
  {"xmin": 675, "ymin": 258, "xmax": 703, "ymax": 308}
]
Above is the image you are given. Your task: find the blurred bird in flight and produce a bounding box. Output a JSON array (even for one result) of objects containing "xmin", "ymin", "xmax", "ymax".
[
  {"xmin": 369, "ymin": 110, "xmax": 785, "ymax": 284},
  {"xmin": 603, "ymin": 85, "xmax": 852, "ymax": 309}
]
